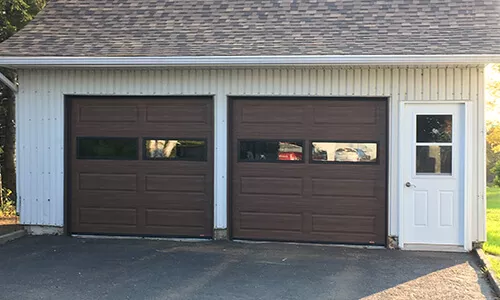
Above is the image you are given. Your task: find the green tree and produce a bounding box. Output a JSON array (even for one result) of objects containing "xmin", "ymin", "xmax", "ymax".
[
  {"xmin": 0, "ymin": 0, "xmax": 46, "ymax": 204},
  {"xmin": 487, "ymin": 64, "xmax": 500, "ymax": 185}
]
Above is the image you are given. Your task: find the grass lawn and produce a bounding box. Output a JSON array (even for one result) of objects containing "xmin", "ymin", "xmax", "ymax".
[
  {"xmin": 485, "ymin": 187, "xmax": 500, "ymax": 255},
  {"xmin": 484, "ymin": 186, "xmax": 500, "ymax": 276}
]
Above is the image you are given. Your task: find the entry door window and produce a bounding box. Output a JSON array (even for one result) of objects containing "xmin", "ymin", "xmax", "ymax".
[{"xmin": 415, "ymin": 115, "xmax": 452, "ymax": 175}]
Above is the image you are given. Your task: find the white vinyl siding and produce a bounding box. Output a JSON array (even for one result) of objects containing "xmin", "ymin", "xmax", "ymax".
[{"xmin": 15, "ymin": 66, "xmax": 485, "ymax": 245}]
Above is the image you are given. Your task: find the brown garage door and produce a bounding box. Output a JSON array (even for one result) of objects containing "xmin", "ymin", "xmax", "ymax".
[
  {"xmin": 230, "ymin": 97, "xmax": 387, "ymax": 245},
  {"xmin": 69, "ymin": 97, "xmax": 213, "ymax": 237}
]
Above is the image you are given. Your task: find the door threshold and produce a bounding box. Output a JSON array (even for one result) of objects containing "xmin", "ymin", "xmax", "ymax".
[{"xmin": 403, "ymin": 243, "xmax": 466, "ymax": 252}]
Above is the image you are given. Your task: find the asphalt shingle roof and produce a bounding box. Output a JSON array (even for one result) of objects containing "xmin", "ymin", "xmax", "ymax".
[{"xmin": 1, "ymin": 0, "xmax": 499, "ymax": 57}]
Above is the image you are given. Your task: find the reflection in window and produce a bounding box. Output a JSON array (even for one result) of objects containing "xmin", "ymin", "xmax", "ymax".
[
  {"xmin": 312, "ymin": 142, "xmax": 377, "ymax": 163},
  {"xmin": 417, "ymin": 115, "xmax": 452, "ymax": 143},
  {"xmin": 77, "ymin": 137, "xmax": 138, "ymax": 160},
  {"xmin": 239, "ymin": 140, "xmax": 303, "ymax": 162},
  {"xmin": 145, "ymin": 139, "xmax": 206, "ymax": 161},
  {"xmin": 416, "ymin": 146, "xmax": 452, "ymax": 174}
]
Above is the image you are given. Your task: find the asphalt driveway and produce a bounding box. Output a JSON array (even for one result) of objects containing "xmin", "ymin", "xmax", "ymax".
[{"xmin": 0, "ymin": 236, "xmax": 496, "ymax": 300}]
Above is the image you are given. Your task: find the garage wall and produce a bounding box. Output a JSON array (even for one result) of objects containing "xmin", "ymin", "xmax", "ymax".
[{"xmin": 15, "ymin": 66, "xmax": 485, "ymax": 242}]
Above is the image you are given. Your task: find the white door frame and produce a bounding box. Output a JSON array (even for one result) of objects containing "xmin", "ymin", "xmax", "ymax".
[{"xmin": 398, "ymin": 100, "xmax": 472, "ymax": 251}]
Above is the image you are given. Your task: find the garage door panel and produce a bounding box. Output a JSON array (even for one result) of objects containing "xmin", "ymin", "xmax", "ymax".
[
  {"xmin": 239, "ymin": 176, "xmax": 304, "ymax": 196},
  {"xmin": 78, "ymin": 173, "xmax": 137, "ymax": 192},
  {"xmin": 145, "ymin": 174, "xmax": 207, "ymax": 193},
  {"xmin": 312, "ymin": 105, "xmax": 378, "ymax": 125},
  {"xmin": 70, "ymin": 97, "xmax": 213, "ymax": 237},
  {"xmin": 145, "ymin": 103, "xmax": 211, "ymax": 124},
  {"xmin": 234, "ymin": 197, "xmax": 382, "ymax": 216},
  {"xmin": 231, "ymin": 97, "xmax": 387, "ymax": 245},
  {"xmin": 311, "ymin": 214, "xmax": 376, "ymax": 234},
  {"xmin": 77, "ymin": 104, "xmax": 139, "ymax": 123},
  {"xmin": 311, "ymin": 178, "xmax": 376, "ymax": 197},
  {"xmin": 78, "ymin": 207, "xmax": 137, "ymax": 226},
  {"xmin": 233, "ymin": 230, "xmax": 380, "ymax": 244},
  {"xmin": 145, "ymin": 209, "xmax": 206, "ymax": 228},
  {"xmin": 239, "ymin": 212, "xmax": 303, "ymax": 232},
  {"xmin": 238, "ymin": 103, "xmax": 306, "ymax": 125}
]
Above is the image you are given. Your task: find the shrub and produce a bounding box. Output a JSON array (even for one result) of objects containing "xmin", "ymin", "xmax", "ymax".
[{"xmin": 0, "ymin": 188, "xmax": 16, "ymax": 218}]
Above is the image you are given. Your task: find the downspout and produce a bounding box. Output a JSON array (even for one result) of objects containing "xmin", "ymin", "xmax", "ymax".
[{"xmin": 0, "ymin": 71, "xmax": 17, "ymax": 93}]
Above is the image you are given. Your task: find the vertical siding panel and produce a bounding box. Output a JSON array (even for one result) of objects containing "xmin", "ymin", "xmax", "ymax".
[
  {"xmin": 375, "ymin": 68, "xmax": 384, "ymax": 96},
  {"xmin": 477, "ymin": 67, "xmax": 486, "ymax": 241},
  {"xmin": 391, "ymin": 68, "xmax": 400, "ymax": 101},
  {"xmin": 368, "ymin": 68, "xmax": 377, "ymax": 96},
  {"xmin": 51, "ymin": 70, "xmax": 58, "ymax": 225},
  {"xmin": 361, "ymin": 68, "xmax": 370, "ymax": 96},
  {"xmin": 45, "ymin": 70, "xmax": 52, "ymax": 225},
  {"xmin": 33, "ymin": 70, "xmax": 42, "ymax": 224},
  {"xmin": 346, "ymin": 68, "xmax": 354, "ymax": 96},
  {"xmin": 438, "ymin": 68, "xmax": 446, "ymax": 100},
  {"xmin": 406, "ymin": 68, "xmax": 415, "ymax": 101},
  {"xmin": 248, "ymin": 68, "xmax": 255, "ymax": 95},
  {"xmin": 453, "ymin": 68, "xmax": 462, "ymax": 101},
  {"xmin": 316, "ymin": 68, "xmax": 324, "ymax": 96},
  {"xmin": 324, "ymin": 68, "xmax": 332, "ymax": 95},
  {"xmin": 422, "ymin": 68, "xmax": 431, "ymax": 100},
  {"xmin": 383, "ymin": 68, "xmax": 391, "ymax": 96},
  {"xmin": 414, "ymin": 68, "xmax": 423, "ymax": 101},
  {"xmin": 330, "ymin": 68, "xmax": 339, "ymax": 95},
  {"xmin": 280, "ymin": 69, "xmax": 290, "ymax": 95},
  {"xmin": 470, "ymin": 67, "xmax": 478, "ymax": 102},
  {"xmin": 399, "ymin": 68, "xmax": 407, "ymax": 101},
  {"xmin": 462, "ymin": 68, "xmax": 470, "ymax": 100},
  {"xmin": 286, "ymin": 68, "xmax": 294, "ymax": 95},
  {"xmin": 446, "ymin": 67, "xmax": 455, "ymax": 100},
  {"xmin": 17, "ymin": 70, "xmax": 26, "ymax": 223},
  {"xmin": 353, "ymin": 68, "xmax": 362, "ymax": 95},
  {"xmin": 42, "ymin": 70, "xmax": 51, "ymax": 224},
  {"xmin": 243, "ymin": 69, "xmax": 251, "ymax": 95},
  {"xmin": 338, "ymin": 68, "xmax": 347, "ymax": 96},
  {"xmin": 302, "ymin": 68, "xmax": 310, "ymax": 95},
  {"xmin": 56, "ymin": 71, "xmax": 65, "ymax": 226},
  {"xmin": 294, "ymin": 69, "xmax": 302, "ymax": 95}
]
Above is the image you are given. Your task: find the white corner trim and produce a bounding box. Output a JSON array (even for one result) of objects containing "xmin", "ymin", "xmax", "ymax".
[
  {"xmin": 0, "ymin": 54, "xmax": 499, "ymax": 68},
  {"xmin": 0, "ymin": 72, "xmax": 17, "ymax": 92}
]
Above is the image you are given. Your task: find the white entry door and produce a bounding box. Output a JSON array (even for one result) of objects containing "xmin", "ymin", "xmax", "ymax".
[{"xmin": 402, "ymin": 103, "xmax": 464, "ymax": 246}]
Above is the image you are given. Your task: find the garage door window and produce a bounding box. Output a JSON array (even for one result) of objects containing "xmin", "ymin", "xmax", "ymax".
[
  {"xmin": 144, "ymin": 139, "xmax": 207, "ymax": 161},
  {"xmin": 77, "ymin": 137, "xmax": 138, "ymax": 160},
  {"xmin": 239, "ymin": 140, "xmax": 304, "ymax": 162},
  {"xmin": 311, "ymin": 141, "xmax": 378, "ymax": 163}
]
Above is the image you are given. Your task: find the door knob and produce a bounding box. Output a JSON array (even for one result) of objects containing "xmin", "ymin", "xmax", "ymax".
[{"xmin": 405, "ymin": 182, "xmax": 416, "ymax": 188}]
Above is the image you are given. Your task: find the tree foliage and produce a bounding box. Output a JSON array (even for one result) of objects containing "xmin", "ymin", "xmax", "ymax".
[{"xmin": 0, "ymin": 0, "xmax": 46, "ymax": 42}]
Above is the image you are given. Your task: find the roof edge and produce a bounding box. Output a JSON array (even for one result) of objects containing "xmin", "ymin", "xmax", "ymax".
[{"xmin": 0, "ymin": 55, "xmax": 499, "ymax": 67}]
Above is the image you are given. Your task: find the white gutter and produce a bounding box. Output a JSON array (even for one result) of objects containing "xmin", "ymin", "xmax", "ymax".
[
  {"xmin": 0, "ymin": 54, "xmax": 499, "ymax": 67},
  {"xmin": 0, "ymin": 72, "xmax": 17, "ymax": 93}
]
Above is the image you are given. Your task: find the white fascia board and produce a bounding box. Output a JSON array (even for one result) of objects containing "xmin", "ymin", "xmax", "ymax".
[{"xmin": 0, "ymin": 55, "xmax": 499, "ymax": 67}]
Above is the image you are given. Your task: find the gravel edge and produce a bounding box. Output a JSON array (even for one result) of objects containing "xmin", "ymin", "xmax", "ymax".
[
  {"xmin": 0, "ymin": 229, "xmax": 25, "ymax": 245},
  {"xmin": 475, "ymin": 248, "xmax": 500, "ymax": 297}
]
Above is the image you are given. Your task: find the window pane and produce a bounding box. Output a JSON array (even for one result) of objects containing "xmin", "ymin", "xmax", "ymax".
[
  {"xmin": 239, "ymin": 140, "xmax": 303, "ymax": 162},
  {"xmin": 312, "ymin": 142, "xmax": 377, "ymax": 162},
  {"xmin": 417, "ymin": 115, "xmax": 452, "ymax": 143},
  {"xmin": 416, "ymin": 146, "xmax": 452, "ymax": 174},
  {"xmin": 145, "ymin": 139, "xmax": 206, "ymax": 161},
  {"xmin": 77, "ymin": 137, "xmax": 138, "ymax": 160}
]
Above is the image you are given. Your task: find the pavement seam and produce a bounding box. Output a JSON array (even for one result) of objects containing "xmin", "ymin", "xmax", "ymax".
[{"xmin": 475, "ymin": 249, "xmax": 500, "ymax": 297}]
